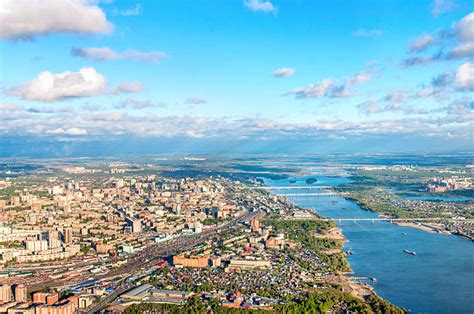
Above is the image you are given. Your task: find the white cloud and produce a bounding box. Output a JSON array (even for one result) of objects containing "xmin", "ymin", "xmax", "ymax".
[
  {"xmin": 272, "ymin": 68, "xmax": 295, "ymax": 78},
  {"xmin": 456, "ymin": 12, "xmax": 474, "ymax": 43},
  {"xmin": 244, "ymin": 0, "xmax": 277, "ymax": 13},
  {"xmin": 358, "ymin": 98, "xmax": 428, "ymax": 115},
  {"xmin": 0, "ymin": 0, "xmax": 113, "ymax": 40},
  {"xmin": 357, "ymin": 100, "xmax": 381, "ymax": 114},
  {"xmin": 455, "ymin": 62, "xmax": 474, "ymax": 91},
  {"xmin": 112, "ymin": 82, "xmax": 144, "ymax": 94},
  {"xmin": 185, "ymin": 97, "xmax": 207, "ymax": 105},
  {"xmin": 116, "ymin": 98, "xmax": 158, "ymax": 109},
  {"xmin": 11, "ymin": 67, "xmax": 107, "ymax": 102},
  {"xmin": 449, "ymin": 42, "xmax": 474, "ymax": 59},
  {"xmin": 0, "ymin": 103, "xmax": 23, "ymax": 112},
  {"xmin": 384, "ymin": 90, "xmax": 408, "ymax": 103},
  {"xmin": 71, "ymin": 47, "xmax": 119, "ymax": 61},
  {"xmin": 285, "ymin": 79, "xmax": 334, "ymax": 98},
  {"xmin": 71, "ymin": 47, "xmax": 167, "ymax": 63},
  {"xmin": 46, "ymin": 127, "xmax": 87, "ymax": 135},
  {"xmin": 432, "ymin": 0, "xmax": 457, "ymax": 17},
  {"xmin": 114, "ymin": 3, "xmax": 142, "ymax": 16},
  {"xmin": 350, "ymin": 71, "xmax": 372, "ymax": 85},
  {"xmin": 417, "ymin": 86, "xmax": 435, "ymax": 98},
  {"xmin": 409, "ymin": 35, "xmax": 437, "ymax": 52},
  {"xmin": 401, "ymin": 56, "xmax": 433, "ymax": 67},
  {"xmin": 285, "ymin": 70, "xmax": 373, "ymax": 99},
  {"xmin": 402, "ymin": 12, "xmax": 474, "ymax": 66},
  {"xmin": 352, "ymin": 29, "xmax": 384, "ymax": 38}
]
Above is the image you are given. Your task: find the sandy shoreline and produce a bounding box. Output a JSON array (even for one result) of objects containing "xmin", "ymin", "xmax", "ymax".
[
  {"xmin": 315, "ymin": 227, "xmax": 345, "ymax": 240},
  {"xmin": 394, "ymin": 221, "xmax": 451, "ymax": 234}
]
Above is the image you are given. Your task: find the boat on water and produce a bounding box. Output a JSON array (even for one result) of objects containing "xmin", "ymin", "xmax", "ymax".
[
  {"xmin": 402, "ymin": 232, "xmax": 408, "ymax": 236},
  {"xmin": 331, "ymin": 201, "xmax": 338, "ymax": 205},
  {"xmin": 403, "ymin": 249, "xmax": 417, "ymax": 255},
  {"xmin": 370, "ymin": 277, "xmax": 377, "ymax": 282}
]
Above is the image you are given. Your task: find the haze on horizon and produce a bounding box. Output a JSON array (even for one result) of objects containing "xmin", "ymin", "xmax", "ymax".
[{"xmin": 0, "ymin": 0, "xmax": 473, "ymax": 157}]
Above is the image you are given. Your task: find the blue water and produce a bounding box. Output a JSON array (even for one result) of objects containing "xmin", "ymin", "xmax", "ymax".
[
  {"xmin": 397, "ymin": 196, "xmax": 474, "ymax": 202},
  {"xmin": 265, "ymin": 174, "xmax": 474, "ymax": 314}
]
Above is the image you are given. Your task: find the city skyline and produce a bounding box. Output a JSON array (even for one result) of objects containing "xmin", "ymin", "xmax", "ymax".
[{"xmin": 0, "ymin": 0, "xmax": 473, "ymax": 156}]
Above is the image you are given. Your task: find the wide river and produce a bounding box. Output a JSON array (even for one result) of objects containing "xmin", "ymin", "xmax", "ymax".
[{"xmin": 265, "ymin": 170, "xmax": 474, "ymax": 313}]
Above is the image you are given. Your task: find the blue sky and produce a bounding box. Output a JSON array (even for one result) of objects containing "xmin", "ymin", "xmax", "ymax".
[{"xmin": 0, "ymin": 0, "xmax": 473, "ymax": 155}]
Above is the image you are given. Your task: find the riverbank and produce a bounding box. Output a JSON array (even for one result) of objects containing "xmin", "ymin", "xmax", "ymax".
[
  {"xmin": 265, "ymin": 170, "xmax": 474, "ymax": 313},
  {"xmin": 312, "ymin": 224, "xmax": 385, "ymax": 302},
  {"xmin": 394, "ymin": 221, "xmax": 450, "ymax": 234},
  {"xmin": 340, "ymin": 193, "xmax": 474, "ymax": 240}
]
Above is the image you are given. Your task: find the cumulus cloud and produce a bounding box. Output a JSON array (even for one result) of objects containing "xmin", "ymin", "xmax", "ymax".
[
  {"xmin": 71, "ymin": 47, "xmax": 167, "ymax": 63},
  {"xmin": 244, "ymin": 0, "xmax": 277, "ymax": 13},
  {"xmin": 352, "ymin": 29, "xmax": 384, "ymax": 38},
  {"xmin": 448, "ymin": 42, "xmax": 474, "ymax": 59},
  {"xmin": 272, "ymin": 68, "xmax": 295, "ymax": 78},
  {"xmin": 10, "ymin": 67, "xmax": 107, "ymax": 102},
  {"xmin": 9, "ymin": 67, "xmax": 143, "ymax": 102},
  {"xmin": 185, "ymin": 97, "xmax": 208, "ymax": 105},
  {"xmin": 402, "ymin": 12, "xmax": 474, "ymax": 66},
  {"xmin": 409, "ymin": 35, "xmax": 437, "ymax": 52},
  {"xmin": 0, "ymin": 0, "xmax": 113, "ymax": 40},
  {"xmin": 456, "ymin": 62, "xmax": 474, "ymax": 91},
  {"xmin": 456, "ymin": 12, "xmax": 474, "ymax": 43}
]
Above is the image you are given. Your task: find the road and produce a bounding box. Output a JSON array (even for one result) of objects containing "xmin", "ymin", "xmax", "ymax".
[{"xmin": 82, "ymin": 209, "xmax": 262, "ymax": 313}]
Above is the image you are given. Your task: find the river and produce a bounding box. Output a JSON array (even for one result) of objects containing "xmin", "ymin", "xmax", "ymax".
[{"xmin": 264, "ymin": 171, "xmax": 474, "ymax": 313}]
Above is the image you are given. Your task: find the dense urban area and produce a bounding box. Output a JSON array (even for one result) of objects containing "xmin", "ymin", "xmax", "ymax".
[
  {"xmin": 0, "ymin": 156, "xmax": 472, "ymax": 313},
  {"xmin": 0, "ymin": 159, "xmax": 406, "ymax": 314}
]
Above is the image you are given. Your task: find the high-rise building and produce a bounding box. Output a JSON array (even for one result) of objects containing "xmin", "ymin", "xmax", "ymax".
[
  {"xmin": 64, "ymin": 228, "xmax": 73, "ymax": 244},
  {"xmin": 0, "ymin": 284, "xmax": 13, "ymax": 303},
  {"xmin": 25, "ymin": 240, "xmax": 48, "ymax": 253},
  {"xmin": 46, "ymin": 293, "xmax": 59, "ymax": 305},
  {"xmin": 250, "ymin": 219, "xmax": 261, "ymax": 232},
  {"xmin": 33, "ymin": 292, "xmax": 48, "ymax": 304},
  {"xmin": 33, "ymin": 292, "xmax": 58, "ymax": 305},
  {"xmin": 125, "ymin": 217, "xmax": 142, "ymax": 233},
  {"xmin": 14, "ymin": 284, "xmax": 27, "ymax": 302}
]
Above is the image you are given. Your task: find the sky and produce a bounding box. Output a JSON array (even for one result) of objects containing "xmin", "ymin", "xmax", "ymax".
[{"xmin": 0, "ymin": 0, "xmax": 473, "ymax": 156}]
